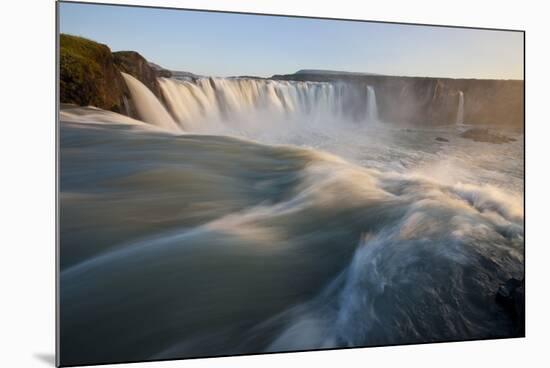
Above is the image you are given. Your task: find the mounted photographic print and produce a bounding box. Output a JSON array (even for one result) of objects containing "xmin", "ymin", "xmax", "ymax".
[{"xmin": 57, "ymin": 1, "xmax": 525, "ymax": 366}]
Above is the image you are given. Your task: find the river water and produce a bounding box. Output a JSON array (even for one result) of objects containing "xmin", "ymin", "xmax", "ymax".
[{"xmin": 59, "ymin": 77, "xmax": 524, "ymax": 365}]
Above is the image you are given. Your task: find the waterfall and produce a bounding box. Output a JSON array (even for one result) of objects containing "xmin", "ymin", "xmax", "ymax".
[
  {"xmin": 366, "ymin": 85, "xmax": 379, "ymax": 123},
  {"xmin": 158, "ymin": 77, "xmax": 369, "ymax": 133},
  {"xmin": 121, "ymin": 72, "xmax": 181, "ymax": 131},
  {"xmin": 121, "ymin": 74, "xmax": 382, "ymax": 134},
  {"xmin": 456, "ymin": 91, "xmax": 464, "ymax": 124}
]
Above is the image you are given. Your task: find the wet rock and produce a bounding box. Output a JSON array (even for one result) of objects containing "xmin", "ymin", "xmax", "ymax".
[
  {"xmin": 460, "ymin": 128, "xmax": 517, "ymax": 144},
  {"xmin": 495, "ymin": 278, "xmax": 525, "ymax": 336}
]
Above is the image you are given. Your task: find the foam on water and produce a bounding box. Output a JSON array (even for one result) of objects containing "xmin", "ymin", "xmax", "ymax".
[{"xmin": 58, "ymin": 76, "xmax": 523, "ymax": 364}]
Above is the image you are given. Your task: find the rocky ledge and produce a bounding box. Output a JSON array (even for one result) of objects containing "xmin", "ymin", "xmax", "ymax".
[
  {"xmin": 113, "ymin": 51, "xmax": 164, "ymax": 100},
  {"xmin": 495, "ymin": 278, "xmax": 525, "ymax": 336},
  {"xmin": 59, "ymin": 34, "xmax": 128, "ymax": 113},
  {"xmin": 460, "ymin": 128, "xmax": 517, "ymax": 144},
  {"xmin": 59, "ymin": 34, "xmax": 168, "ymax": 115}
]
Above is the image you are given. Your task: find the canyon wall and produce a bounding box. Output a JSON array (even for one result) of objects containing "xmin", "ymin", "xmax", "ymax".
[
  {"xmin": 273, "ymin": 72, "xmax": 524, "ymax": 128},
  {"xmin": 59, "ymin": 34, "xmax": 523, "ymax": 129}
]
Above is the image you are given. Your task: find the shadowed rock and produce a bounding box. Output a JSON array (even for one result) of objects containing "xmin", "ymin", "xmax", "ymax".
[
  {"xmin": 272, "ymin": 71, "xmax": 524, "ymax": 128},
  {"xmin": 59, "ymin": 34, "xmax": 128, "ymax": 113},
  {"xmin": 495, "ymin": 278, "xmax": 525, "ymax": 336},
  {"xmin": 59, "ymin": 34, "xmax": 178, "ymax": 119},
  {"xmin": 460, "ymin": 128, "xmax": 517, "ymax": 144},
  {"xmin": 113, "ymin": 51, "xmax": 164, "ymax": 100},
  {"xmin": 149, "ymin": 62, "xmax": 173, "ymax": 78}
]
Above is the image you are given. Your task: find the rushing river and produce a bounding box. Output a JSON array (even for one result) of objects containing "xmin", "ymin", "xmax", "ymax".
[{"xmin": 59, "ymin": 77, "xmax": 524, "ymax": 365}]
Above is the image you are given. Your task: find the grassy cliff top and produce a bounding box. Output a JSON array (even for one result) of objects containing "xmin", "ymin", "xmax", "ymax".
[
  {"xmin": 59, "ymin": 34, "xmax": 126, "ymax": 111},
  {"xmin": 60, "ymin": 34, "xmax": 112, "ymax": 76}
]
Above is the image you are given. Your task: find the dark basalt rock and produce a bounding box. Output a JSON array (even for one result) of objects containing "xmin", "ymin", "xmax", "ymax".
[
  {"xmin": 59, "ymin": 34, "xmax": 175, "ymax": 119},
  {"xmin": 496, "ymin": 278, "xmax": 525, "ymax": 336},
  {"xmin": 59, "ymin": 34, "xmax": 128, "ymax": 113},
  {"xmin": 149, "ymin": 62, "xmax": 173, "ymax": 78},
  {"xmin": 435, "ymin": 137, "xmax": 449, "ymax": 142},
  {"xmin": 113, "ymin": 51, "xmax": 164, "ymax": 100},
  {"xmin": 460, "ymin": 128, "xmax": 517, "ymax": 144}
]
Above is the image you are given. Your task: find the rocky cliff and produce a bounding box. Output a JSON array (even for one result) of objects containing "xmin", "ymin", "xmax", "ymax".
[
  {"xmin": 272, "ymin": 72, "xmax": 524, "ymax": 128},
  {"xmin": 113, "ymin": 51, "xmax": 164, "ymax": 100},
  {"xmin": 59, "ymin": 34, "xmax": 128, "ymax": 113},
  {"xmin": 60, "ymin": 35, "xmax": 523, "ymax": 130},
  {"xmin": 59, "ymin": 34, "xmax": 168, "ymax": 118}
]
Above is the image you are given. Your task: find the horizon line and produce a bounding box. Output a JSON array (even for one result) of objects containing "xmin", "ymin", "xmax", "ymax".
[{"xmin": 60, "ymin": 31, "xmax": 524, "ymax": 82}]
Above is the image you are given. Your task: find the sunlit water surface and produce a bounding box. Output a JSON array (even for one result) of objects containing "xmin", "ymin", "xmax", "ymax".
[{"xmin": 59, "ymin": 105, "xmax": 524, "ymax": 364}]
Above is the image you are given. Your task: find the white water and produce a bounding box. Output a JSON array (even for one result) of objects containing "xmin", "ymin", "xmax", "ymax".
[
  {"xmin": 60, "ymin": 118, "xmax": 524, "ymax": 359},
  {"xmin": 121, "ymin": 72, "xmax": 181, "ymax": 132},
  {"xmin": 366, "ymin": 85, "xmax": 379, "ymax": 123},
  {"xmin": 456, "ymin": 91, "xmax": 464, "ymax": 124},
  {"xmin": 60, "ymin": 78, "xmax": 524, "ymax": 361},
  {"xmin": 158, "ymin": 77, "xmax": 375, "ymax": 133}
]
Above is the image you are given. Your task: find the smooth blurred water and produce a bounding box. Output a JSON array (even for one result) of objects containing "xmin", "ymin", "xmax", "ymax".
[{"xmin": 59, "ymin": 105, "xmax": 523, "ymax": 365}]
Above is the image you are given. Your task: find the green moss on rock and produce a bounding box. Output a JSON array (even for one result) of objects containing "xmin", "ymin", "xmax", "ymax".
[{"xmin": 59, "ymin": 34, "xmax": 127, "ymax": 112}]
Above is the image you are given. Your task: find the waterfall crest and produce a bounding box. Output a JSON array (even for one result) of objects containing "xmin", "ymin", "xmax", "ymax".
[
  {"xmin": 158, "ymin": 77, "xmax": 377, "ymax": 132},
  {"xmin": 121, "ymin": 72, "xmax": 181, "ymax": 131},
  {"xmin": 456, "ymin": 91, "xmax": 465, "ymax": 124}
]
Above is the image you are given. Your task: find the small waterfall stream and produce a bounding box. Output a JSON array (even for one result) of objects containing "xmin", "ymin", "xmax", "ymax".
[
  {"xmin": 366, "ymin": 85, "xmax": 379, "ymax": 123},
  {"xmin": 456, "ymin": 91, "xmax": 465, "ymax": 124}
]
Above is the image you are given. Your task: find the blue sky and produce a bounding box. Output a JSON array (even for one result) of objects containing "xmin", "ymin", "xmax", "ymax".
[{"xmin": 59, "ymin": 2, "xmax": 524, "ymax": 79}]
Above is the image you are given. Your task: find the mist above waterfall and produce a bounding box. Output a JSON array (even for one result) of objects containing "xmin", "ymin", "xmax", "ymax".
[{"xmin": 155, "ymin": 77, "xmax": 380, "ymax": 136}]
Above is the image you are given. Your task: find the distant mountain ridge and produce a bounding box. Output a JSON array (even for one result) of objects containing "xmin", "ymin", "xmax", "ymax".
[
  {"xmin": 295, "ymin": 69, "xmax": 381, "ymax": 76},
  {"xmin": 149, "ymin": 62, "xmax": 202, "ymax": 79}
]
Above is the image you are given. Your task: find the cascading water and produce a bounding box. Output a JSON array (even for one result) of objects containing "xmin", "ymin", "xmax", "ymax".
[
  {"xmin": 366, "ymin": 85, "xmax": 379, "ymax": 123},
  {"xmin": 158, "ymin": 77, "xmax": 374, "ymax": 133},
  {"xmin": 60, "ymin": 73, "xmax": 524, "ymax": 363},
  {"xmin": 456, "ymin": 90, "xmax": 465, "ymax": 124},
  {"xmin": 121, "ymin": 72, "xmax": 181, "ymax": 132}
]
